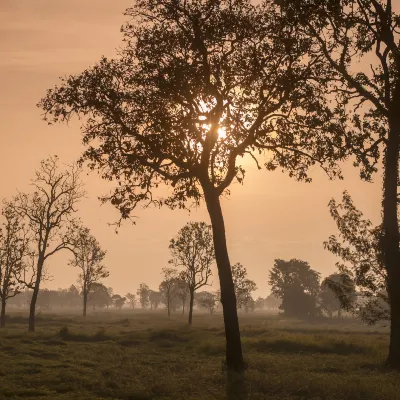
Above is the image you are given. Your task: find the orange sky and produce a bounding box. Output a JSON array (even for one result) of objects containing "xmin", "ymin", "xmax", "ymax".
[{"xmin": 0, "ymin": 0, "xmax": 384, "ymax": 298}]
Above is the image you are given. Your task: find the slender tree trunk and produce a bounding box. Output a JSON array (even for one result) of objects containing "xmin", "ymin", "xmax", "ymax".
[
  {"xmin": 29, "ymin": 260, "xmax": 43, "ymax": 333},
  {"xmin": 182, "ymin": 300, "xmax": 185, "ymax": 315},
  {"xmin": 0, "ymin": 298, "xmax": 6, "ymax": 328},
  {"xmin": 384, "ymin": 112, "xmax": 400, "ymax": 369},
  {"xmin": 188, "ymin": 288, "xmax": 194, "ymax": 325},
  {"xmin": 204, "ymin": 190, "xmax": 244, "ymax": 372},
  {"xmin": 83, "ymin": 290, "xmax": 87, "ymax": 317},
  {"xmin": 167, "ymin": 299, "xmax": 171, "ymax": 317}
]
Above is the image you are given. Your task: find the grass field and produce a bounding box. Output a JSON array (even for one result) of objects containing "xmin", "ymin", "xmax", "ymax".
[{"xmin": 0, "ymin": 310, "xmax": 399, "ymax": 400}]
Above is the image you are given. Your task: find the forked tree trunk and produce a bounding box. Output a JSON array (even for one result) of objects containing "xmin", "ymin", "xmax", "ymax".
[
  {"xmin": 383, "ymin": 114, "xmax": 400, "ymax": 369},
  {"xmin": 204, "ymin": 190, "xmax": 244, "ymax": 372},
  {"xmin": 188, "ymin": 288, "xmax": 194, "ymax": 325},
  {"xmin": 0, "ymin": 299, "xmax": 6, "ymax": 328}
]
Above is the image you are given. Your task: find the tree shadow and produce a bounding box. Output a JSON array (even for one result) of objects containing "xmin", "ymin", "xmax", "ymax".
[{"xmin": 226, "ymin": 370, "xmax": 247, "ymax": 400}]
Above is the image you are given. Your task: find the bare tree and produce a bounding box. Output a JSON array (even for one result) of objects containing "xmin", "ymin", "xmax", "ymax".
[
  {"xmin": 169, "ymin": 222, "xmax": 214, "ymax": 324},
  {"xmin": 159, "ymin": 268, "xmax": 179, "ymax": 317},
  {"xmin": 0, "ymin": 202, "xmax": 31, "ymax": 327},
  {"xmin": 10, "ymin": 156, "xmax": 84, "ymax": 332},
  {"xmin": 126, "ymin": 293, "xmax": 137, "ymax": 309},
  {"xmin": 40, "ymin": 0, "xmax": 346, "ymax": 371},
  {"xmin": 69, "ymin": 226, "xmax": 108, "ymax": 316}
]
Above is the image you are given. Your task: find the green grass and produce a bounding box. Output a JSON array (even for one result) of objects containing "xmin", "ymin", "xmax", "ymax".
[{"xmin": 0, "ymin": 310, "xmax": 398, "ymax": 400}]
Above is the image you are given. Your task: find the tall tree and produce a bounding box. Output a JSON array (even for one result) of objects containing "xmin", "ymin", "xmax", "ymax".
[
  {"xmin": 149, "ymin": 290, "xmax": 163, "ymax": 310},
  {"xmin": 0, "ymin": 202, "xmax": 30, "ymax": 327},
  {"xmin": 40, "ymin": 0, "xmax": 346, "ymax": 370},
  {"xmin": 69, "ymin": 226, "xmax": 109, "ymax": 316},
  {"xmin": 169, "ymin": 222, "xmax": 214, "ymax": 324},
  {"xmin": 88, "ymin": 283, "xmax": 110, "ymax": 310},
  {"xmin": 325, "ymin": 191, "xmax": 388, "ymax": 324},
  {"xmin": 269, "ymin": 259, "xmax": 321, "ymax": 317},
  {"xmin": 137, "ymin": 283, "xmax": 150, "ymax": 309},
  {"xmin": 10, "ymin": 156, "xmax": 84, "ymax": 332},
  {"xmin": 281, "ymin": 0, "xmax": 400, "ymax": 369},
  {"xmin": 159, "ymin": 268, "xmax": 179, "ymax": 317},
  {"xmin": 231, "ymin": 263, "xmax": 257, "ymax": 311}
]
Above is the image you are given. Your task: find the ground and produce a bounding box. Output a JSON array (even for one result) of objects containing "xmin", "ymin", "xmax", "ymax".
[{"xmin": 0, "ymin": 310, "xmax": 398, "ymax": 400}]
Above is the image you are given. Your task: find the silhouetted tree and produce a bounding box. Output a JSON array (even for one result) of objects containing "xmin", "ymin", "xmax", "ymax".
[
  {"xmin": 325, "ymin": 192, "xmax": 388, "ymax": 324},
  {"xmin": 137, "ymin": 283, "xmax": 150, "ymax": 309},
  {"xmin": 0, "ymin": 202, "xmax": 30, "ymax": 327},
  {"xmin": 269, "ymin": 259, "xmax": 321, "ymax": 318},
  {"xmin": 159, "ymin": 268, "xmax": 179, "ymax": 317},
  {"xmin": 10, "ymin": 157, "xmax": 84, "ymax": 332},
  {"xmin": 195, "ymin": 291, "xmax": 217, "ymax": 314},
  {"xmin": 170, "ymin": 222, "xmax": 214, "ymax": 324},
  {"xmin": 231, "ymin": 263, "xmax": 257, "ymax": 311},
  {"xmin": 112, "ymin": 294, "xmax": 126, "ymax": 309},
  {"xmin": 149, "ymin": 290, "xmax": 162, "ymax": 310},
  {"xmin": 126, "ymin": 293, "xmax": 137, "ymax": 309},
  {"xmin": 69, "ymin": 226, "xmax": 108, "ymax": 316},
  {"xmin": 281, "ymin": 0, "xmax": 400, "ymax": 369},
  {"xmin": 176, "ymin": 280, "xmax": 190, "ymax": 315},
  {"xmin": 88, "ymin": 283, "xmax": 110, "ymax": 310},
  {"xmin": 40, "ymin": 0, "xmax": 346, "ymax": 371},
  {"xmin": 320, "ymin": 274, "xmax": 345, "ymax": 318},
  {"xmin": 255, "ymin": 297, "xmax": 265, "ymax": 311}
]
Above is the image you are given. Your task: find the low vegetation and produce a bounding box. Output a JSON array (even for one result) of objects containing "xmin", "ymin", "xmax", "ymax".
[{"xmin": 0, "ymin": 310, "xmax": 398, "ymax": 400}]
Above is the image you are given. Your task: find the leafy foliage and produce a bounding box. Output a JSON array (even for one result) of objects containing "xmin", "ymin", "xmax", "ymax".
[
  {"xmin": 325, "ymin": 192, "xmax": 389, "ymax": 324},
  {"xmin": 231, "ymin": 262, "xmax": 257, "ymax": 310}
]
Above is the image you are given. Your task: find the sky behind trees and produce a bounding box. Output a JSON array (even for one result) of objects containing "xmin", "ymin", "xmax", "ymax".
[{"xmin": 0, "ymin": 0, "xmax": 385, "ymax": 296}]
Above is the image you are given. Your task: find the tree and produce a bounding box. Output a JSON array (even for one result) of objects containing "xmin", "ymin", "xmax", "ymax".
[
  {"xmin": 195, "ymin": 291, "xmax": 217, "ymax": 314},
  {"xmin": 137, "ymin": 283, "xmax": 150, "ymax": 309},
  {"xmin": 69, "ymin": 226, "xmax": 109, "ymax": 316},
  {"xmin": 149, "ymin": 290, "xmax": 162, "ymax": 310},
  {"xmin": 126, "ymin": 293, "xmax": 137, "ymax": 309},
  {"xmin": 320, "ymin": 274, "xmax": 345, "ymax": 318},
  {"xmin": 112, "ymin": 294, "xmax": 126, "ymax": 309},
  {"xmin": 255, "ymin": 297, "xmax": 265, "ymax": 311},
  {"xmin": 325, "ymin": 192, "xmax": 388, "ymax": 324},
  {"xmin": 231, "ymin": 263, "xmax": 257, "ymax": 311},
  {"xmin": 176, "ymin": 280, "xmax": 189, "ymax": 315},
  {"xmin": 40, "ymin": 0, "xmax": 346, "ymax": 371},
  {"xmin": 159, "ymin": 268, "xmax": 179, "ymax": 317},
  {"xmin": 0, "ymin": 202, "xmax": 31, "ymax": 327},
  {"xmin": 281, "ymin": 0, "xmax": 400, "ymax": 369},
  {"xmin": 269, "ymin": 259, "xmax": 321, "ymax": 318},
  {"xmin": 10, "ymin": 157, "xmax": 84, "ymax": 332},
  {"xmin": 88, "ymin": 283, "xmax": 110, "ymax": 310},
  {"xmin": 264, "ymin": 294, "xmax": 282, "ymax": 311},
  {"xmin": 169, "ymin": 222, "xmax": 214, "ymax": 324}
]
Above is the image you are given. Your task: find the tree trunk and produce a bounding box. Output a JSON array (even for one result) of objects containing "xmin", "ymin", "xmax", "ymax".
[
  {"xmin": 384, "ymin": 114, "xmax": 400, "ymax": 369},
  {"xmin": 29, "ymin": 260, "xmax": 43, "ymax": 333},
  {"xmin": 188, "ymin": 288, "xmax": 194, "ymax": 324},
  {"xmin": 182, "ymin": 299, "xmax": 185, "ymax": 315},
  {"xmin": 337, "ymin": 309, "xmax": 341, "ymax": 319},
  {"xmin": 83, "ymin": 291, "xmax": 87, "ymax": 317},
  {"xmin": 167, "ymin": 301, "xmax": 171, "ymax": 317},
  {"xmin": 0, "ymin": 299, "xmax": 6, "ymax": 328},
  {"xmin": 204, "ymin": 190, "xmax": 244, "ymax": 372}
]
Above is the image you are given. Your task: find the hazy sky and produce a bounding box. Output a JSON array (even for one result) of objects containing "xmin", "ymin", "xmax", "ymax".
[{"xmin": 0, "ymin": 0, "xmax": 384, "ymax": 297}]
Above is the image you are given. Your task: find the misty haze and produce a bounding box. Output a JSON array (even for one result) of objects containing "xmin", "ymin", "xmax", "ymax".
[{"xmin": 1, "ymin": 0, "xmax": 400, "ymax": 399}]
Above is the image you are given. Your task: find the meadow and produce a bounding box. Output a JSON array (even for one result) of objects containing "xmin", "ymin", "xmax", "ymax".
[{"xmin": 0, "ymin": 310, "xmax": 398, "ymax": 400}]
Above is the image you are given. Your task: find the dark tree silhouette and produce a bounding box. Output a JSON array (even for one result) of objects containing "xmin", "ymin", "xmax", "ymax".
[
  {"xmin": 88, "ymin": 283, "xmax": 110, "ymax": 310},
  {"xmin": 10, "ymin": 156, "xmax": 84, "ymax": 332},
  {"xmin": 69, "ymin": 226, "xmax": 109, "ymax": 316},
  {"xmin": 195, "ymin": 291, "xmax": 218, "ymax": 314},
  {"xmin": 40, "ymin": 0, "xmax": 346, "ymax": 370},
  {"xmin": 169, "ymin": 222, "xmax": 214, "ymax": 325},
  {"xmin": 126, "ymin": 293, "xmax": 137, "ymax": 309},
  {"xmin": 0, "ymin": 202, "xmax": 30, "ymax": 327},
  {"xmin": 159, "ymin": 268, "xmax": 179, "ymax": 317},
  {"xmin": 231, "ymin": 263, "xmax": 257, "ymax": 311},
  {"xmin": 137, "ymin": 283, "xmax": 151, "ymax": 309},
  {"xmin": 112, "ymin": 294, "xmax": 126, "ymax": 309},
  {"xmin": 281, "ymin": 0, "xmax": 400, "ymax": 369},
  {"xmin": 269, "ymin": 259, "xmax": 321, "ymax": 317},
  {"xmin": 325, "ymin": 191, "xmax": 388, "ymax": 324},
  {"xmin": 320, "ymin": 274, "xmax": 346, "ymax": 318},
  {"xmin": 176, "ymin": 280, "xmax": 189, "ymax": 315},
  {"xmin": 149, "ymin": 290, "xmax": 163, "ymax": 310}
]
